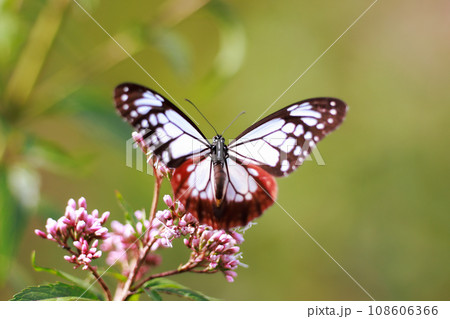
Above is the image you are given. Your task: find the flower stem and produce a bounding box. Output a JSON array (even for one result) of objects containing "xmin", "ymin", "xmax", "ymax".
[
  {"xmin": 119, "ymin": 234, "xmax": 159, "ymax": 300},
  {"xmin": 149, "ymin": 166, "xmax": 162, "ymax": 225},
  {"xmin": 64, "ymin": 247, "xmax": 112, "ymax": 301},
  {"xmin": 128, "ymin": 267, "xmax": 192, "ymax": 298},
  {"xmin": 88, "ymin": 265, "xmax": 113, "ymax": 301}
]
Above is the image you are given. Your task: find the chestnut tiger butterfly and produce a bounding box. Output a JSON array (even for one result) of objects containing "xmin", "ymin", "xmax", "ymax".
[{"xmin": 114, "ymin": 83, "xmax": 347, "ymax": 229}]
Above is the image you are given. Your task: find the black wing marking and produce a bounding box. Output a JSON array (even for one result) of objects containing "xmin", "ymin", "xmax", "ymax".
[
  {"xmin": 228, "ymin": 97, "xmax": 348, "ymax": 176},
  {"xmin": 114, "ymin": 83, "xmax": 210, "ymax": 168}
]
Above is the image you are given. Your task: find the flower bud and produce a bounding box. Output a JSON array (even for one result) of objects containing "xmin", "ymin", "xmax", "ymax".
[
  {"xmin": 68, "ymin": 198, "xmax": 77, "ymax": 210},
  {"xmin": 34, "ymin": 229, "xmax": 47, "ymax": 239},
  {"xmin": 78, "ymin": 197, "xmax": 87, "ymax": 209},
  {"xmin": 163, "ymin": 195, "xmax": 173, "ymax": 207}
]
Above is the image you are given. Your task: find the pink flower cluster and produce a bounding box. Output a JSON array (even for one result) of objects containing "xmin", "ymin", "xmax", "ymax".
[
  {"xmin": 35, "ymin": 197, "xmax": 110, "ymax": 270},
  {"xmin": 64, "ymin": 238, "xmax": 102, "ymax": 270},
  {"xmin": 101, "ymin": 210, "xmax": 162, "ymax": 278},
  {"xmin": 155, "ymin": 195, "xmax": 245, "ymax": 282},
  {"xmin": 35, "ymin": 194, "xmax": 246, "ymax": 283},
  {"xmin": 184, "ymin": 226, "xmax": 244, "ymax": 282},
  {"xmin": 153, "ymin": 195, "xmax": 197, "ymax": 246}
]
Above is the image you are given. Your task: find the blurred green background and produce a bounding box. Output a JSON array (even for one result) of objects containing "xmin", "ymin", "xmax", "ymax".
[{"xmin": 1, "ymin": 0, "xmax": 449, "ymax": 300}]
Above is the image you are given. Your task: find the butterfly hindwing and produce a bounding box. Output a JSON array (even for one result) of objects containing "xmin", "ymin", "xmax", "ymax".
[
  {"xmin": 171, "ymin": 156, "xmax": 277, "ymax": 229},
  {"xmin": 228, "ymin": 97, "xmax": 348, "ymax": 176},
  {"xmin": 114, "ymin": 83, "xmax": 210, "ymax": 168}
]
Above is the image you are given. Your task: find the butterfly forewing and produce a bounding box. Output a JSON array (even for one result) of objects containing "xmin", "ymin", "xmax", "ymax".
[
  {"xmin": 228, "ymin": 97, "xmax": 348, "ymax": 177},
  {"xmin": 114, "ymin": 83, "xmax": 210, "ymax": 168}
]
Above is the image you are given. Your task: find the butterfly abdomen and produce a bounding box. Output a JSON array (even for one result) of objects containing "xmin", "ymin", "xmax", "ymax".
[{"xmin": 212, "ymin": 162, "xmax": 228, "ymax": 207}]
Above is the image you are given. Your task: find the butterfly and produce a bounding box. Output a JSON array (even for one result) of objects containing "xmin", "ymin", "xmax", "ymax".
[{"xmin": 115, "ymin": 83, "xmax": 348, "ymax": 229}]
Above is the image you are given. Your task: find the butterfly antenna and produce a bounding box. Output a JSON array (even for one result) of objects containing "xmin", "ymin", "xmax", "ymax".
[
  {"xmin": 185, "ymin": 99, "xmax": 219, "ymax": 136},
  {"xmin": 221, "ymin": 111, "xmax": 246, "ymax": 136}
]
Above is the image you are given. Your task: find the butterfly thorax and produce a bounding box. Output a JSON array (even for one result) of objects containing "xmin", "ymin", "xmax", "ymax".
[
  {"xmin": 210, "ymin": 135, "xmax": 227, "ymax": 164},
  {"xmin": 210, "ymin": 136, "xmax": 229, "ymax": 207}
]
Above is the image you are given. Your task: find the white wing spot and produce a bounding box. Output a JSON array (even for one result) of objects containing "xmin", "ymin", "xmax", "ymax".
[
  {"xmin": 188, "ymin": 158, "xmax": 210, "ymax": 191},
  {"xmin": 121, "ymin": 94, "xmax": 128, "ymax": 102},
  {"xmin": 303, "ymin": 118, "xmax": 318, "ymax": 126},
  {"xmin": 150, "ymin": 114, "xmax": 158, "ymax": 126},
  {"xmin": 330, "ymin": 109, "xmax": 337, "ymax": 115},
  {"xmin": 316, "ymin": 123, "xmax": 325, "ymax": 130},
  {"xmin": 248, "ymin": 177, "xmax": 257, "ymax": 192},
  {"xmin": 330, "ymin": 101, "xmax": 336, "ymax": 107},
  {"xmin": 162, "ymin": 151, "xmax": 170, "ymax": 163},
  {"xmin": 137, "ymin": 106, "xmax": 152, "ymax": 115},
  {"xmin": 226, "ymin": 183, "xmax": 237, "ymax": 199},
  {"xmin": 230, "ymin": 139, "xmax": 280, "ymax": 167},
  {"xmin": 282, "ymin": 122, "xmax": 296, "ymax": 133},
  {"xmin": 238, "ymin": 118, "xmax": 285, "ymax": 141},
  {"xmin": 248, "ymin": 168, "xmax": 259, "ymax": 176},
  {"xmin": 122, "ymin": 104, "xmax": 129, "ymax": 111},
  {"xmin": 134, "ymin": 91, "xmax": 163, "ymax": 107},
  {"xmin": 135, "ymin": 98, "xmax": 163, "ymax": 107},
  {"xmin": 245, "ymin": 193, "xmax": 252, "ymax": 200},
  {"xmin": 264, "ymin": 131, "xmax": 287, "ymax": 147},
  {"xmin": 141, "ymin": 119, "xmax": 149, "ymax": 128},
  {"xmin": 165, "ymin": 110, "xmax": 206, "ymax": 141},
  {"xmin": 281, "ymin": 160, "xmax": 290, "ymax": 172},
  {"xmin": 156, "ymin": 128, "xmax": 170, "ymax": 144},
  {"xmin": 287, "ymin": 104, "xmax": 298, "ymax": 112},
  {"xmin": 155, "ymin": 94, "xmax": 164, "ymax": 102},
  {"xmin": 291, "ymin": 109, "xmax": 321, "ymax": 118},
  {"xmin": 298, "ymin": 102, "xmax": 312, "ymax": 109},
  {"xmin": 123, "ymin": 86, "xmax": 129, "ymax": 92},
  {"xmin": 328, "ymin": 118, "xmax": 334, "ymax": 124},
  {"xmin": 294, "ymin": 146, "xmax": 301, "ymax": 156},
  {"xmin": 304, "ymin": 131, "xmax": 313, "ymax": 140},
  {"xmin": 281, "ymin": 137, "xmax": 297, "ymax": 153},
  {"xmin": 130, "ymin": 110, "xmax": 138, "ymax": 118},
  {"xmin": 157, "ymin": 113, "xmax": 169, "ymax": 124},
  {"xmin": 169, "ymin": 134, "xmax": 207, "ymax": 160},
  {"xmin": 294, "ymin": 125, "xmax": 304, "ymax": 137},
  {"xmin": 228, "ymin": 163, "xmax": 250, "ymax": 194},
  {"xmin": 164, "ymin": 122, "xmax": 183, "ymax": 138}
]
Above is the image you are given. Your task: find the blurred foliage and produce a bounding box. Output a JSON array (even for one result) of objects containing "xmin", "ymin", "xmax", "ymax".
[
  {"xmin": 1, "ymin": 0, "xmax": 450, "ymax": 300},
  {"xmin": 0, "ymin": 0, "xmax": 245, "ymax": 292}
]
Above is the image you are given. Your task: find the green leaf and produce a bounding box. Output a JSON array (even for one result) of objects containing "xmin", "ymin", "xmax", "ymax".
[
  {"xmin": 143, "ymin": 278, "xmax": 216, "ymax": 301},
  {"xmin": 10, "ymin": 282, "xmax": 100, "ymax": 301},
  {"xmin": 126, "ymin": 293, "xmax": 141, "ymax": 301},
  {"xmin": 31, "ymin": 251, "xmax": 105, "ymax": 300},
  {"xmin": 144, "ymin": 288, "xmax": 162, "ymax": 301},
  {"xmin": 97, "ymin": 268, "xmax": 128, "ymax": 283}
]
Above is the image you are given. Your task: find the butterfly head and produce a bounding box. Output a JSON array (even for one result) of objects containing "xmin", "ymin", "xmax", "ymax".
[{"xmin": 212, "ymin": 135, "xmax": 225, "ymax": 143}]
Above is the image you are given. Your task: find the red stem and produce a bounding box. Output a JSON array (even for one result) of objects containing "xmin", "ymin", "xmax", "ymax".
[{"xmin": 64, "ymin": 247, "xmax": 112, "ymax": 301}]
